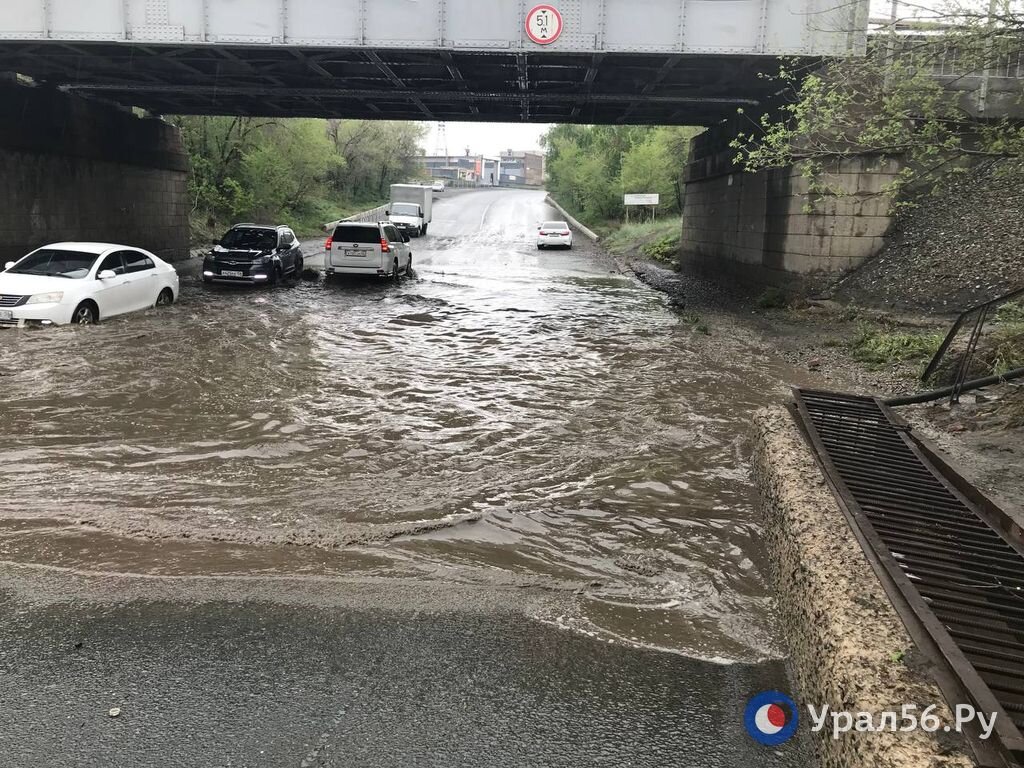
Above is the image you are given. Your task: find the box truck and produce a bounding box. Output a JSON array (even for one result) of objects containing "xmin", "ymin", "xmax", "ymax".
[{"xmin": 388, "ymin": 184, "xmax": 433, "ymax": 237}]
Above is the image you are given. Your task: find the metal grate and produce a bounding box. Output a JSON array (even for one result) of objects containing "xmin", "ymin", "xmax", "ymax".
[
  {"xmin": 792, "ymin": 389, "xmax": 1024, "ymax": 768},
  {"xmin": 0, "ymin": 294, "xmax": 27, "ymax": 307}
]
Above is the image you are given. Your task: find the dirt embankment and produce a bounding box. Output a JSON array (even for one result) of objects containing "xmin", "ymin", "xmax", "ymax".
[{"xmin": 833, "ymin": 160, "xmax": 1024, "ymax": 314}]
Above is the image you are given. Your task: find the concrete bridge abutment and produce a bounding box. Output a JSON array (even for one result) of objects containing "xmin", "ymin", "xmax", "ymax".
[
  {"xmin": 679, "ymin": 117, "xmax": 901, "ymax": 287},
  {"xmin": 0, "ymin": 80, "xmax": 189, "ymax": 266}
]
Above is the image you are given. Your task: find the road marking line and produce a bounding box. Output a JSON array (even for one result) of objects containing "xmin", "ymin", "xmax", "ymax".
[{"xmin": 479, "ymin": 201, "xmax": 495, "ymax": 229}]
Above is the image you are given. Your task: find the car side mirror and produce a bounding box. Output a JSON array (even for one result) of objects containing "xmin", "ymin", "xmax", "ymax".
[
  {"xmin": 4, "ymin": 261, "xmax": 14, "ymax": 270},
  {"xmin": 402, "ymin": 234, "xmax": 410, "ymax": 243},
  {"xmin": 385, "ymin": 210, "xmax": 390, "ymax": 216},
  {"xmin": 211, "ymin": 239, "xmax": 220, "ymax": 246},
  {"xmin": 97, "ymin": 269, "xmax": 117, "ymax": 280}
]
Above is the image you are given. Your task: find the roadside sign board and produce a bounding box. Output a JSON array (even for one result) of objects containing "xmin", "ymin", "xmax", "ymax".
[
  {"xmin": 526, "ymin": 5, "xmax": 563, "ymax": 45},
  {"xmin": 624, "ymin": 194, "xmax": 660, "ymax": 205}
]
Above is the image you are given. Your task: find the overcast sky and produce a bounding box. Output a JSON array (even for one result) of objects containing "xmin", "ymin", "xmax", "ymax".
[{"xmin": 419, "ymin": 121, "xmax": 552, "ymax": 158}]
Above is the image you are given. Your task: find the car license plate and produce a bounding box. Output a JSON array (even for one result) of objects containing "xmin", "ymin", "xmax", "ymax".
[
  {"xmin": 548, "ymin": 233, "xmax": 560, "ymax": 237},
  {"xmin": 222, "ymin": 270, "xmax": 244, "ymax": 277},
  {"xmin": 344, "ymin": 250, "xmax": 364, "ymax": 257},
  {"xmin": 0, "ymin": 310, "xmax": 11, "ymax": 321}
]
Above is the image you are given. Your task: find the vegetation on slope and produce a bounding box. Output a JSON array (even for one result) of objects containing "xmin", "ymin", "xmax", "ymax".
[
  {"xmin": 602, "ymin": 219, "xmax": 682, "ymax": 266},
  {"xmin": 541, "ymin": 125, "xmax": 700, "ymax": 229},
  {"xmin": 170, "ymin": 117, "xmax": 426, "ymax": 241},
  {"xmin": 731, "ymin": 0, "xmax": 1024, "ymax": 200}
]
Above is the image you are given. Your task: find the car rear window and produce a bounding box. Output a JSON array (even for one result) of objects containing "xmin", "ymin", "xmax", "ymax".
[
  {"xmin": 543, "ymin": 221, "xmax": 568, "ymax": 229},
  {"xmin": 333, "ymin": 224, "xmax": 381, "ymax": 243}
]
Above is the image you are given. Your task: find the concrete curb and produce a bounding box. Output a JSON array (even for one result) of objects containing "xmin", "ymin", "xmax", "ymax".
[
  {"xmin": 544, "ymin": 195, "xmax": 600, "ymax": 242},
  {"xmin": 752, "ymin": 406, "xmax": 973, "ymax": 768},
  {"xmin": 323, "ymin": 203, "xmax": 390, "ymax": 232}
]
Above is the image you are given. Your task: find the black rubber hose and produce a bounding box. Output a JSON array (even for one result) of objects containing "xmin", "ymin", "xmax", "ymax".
[{"xmin": 884, "ymin": 365, "xmax": 1024, "ymax": 406}]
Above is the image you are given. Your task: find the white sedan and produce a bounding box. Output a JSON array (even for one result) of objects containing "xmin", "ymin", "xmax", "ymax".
[
  {"xmin": 537, "ymin": 221, "xmax": 574, "ymax": 250},
  {"xmin": 0, "ymin": 242, "xmax": 179, "ymax": 328},
  {"xmin": 432, "ymin": 180, "xmax": 446, "ymax": 193}
]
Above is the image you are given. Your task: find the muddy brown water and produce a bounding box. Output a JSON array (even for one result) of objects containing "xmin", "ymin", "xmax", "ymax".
[{"xmin": 0, "ymin": 190, "xmax": 805, "ymax": 662}]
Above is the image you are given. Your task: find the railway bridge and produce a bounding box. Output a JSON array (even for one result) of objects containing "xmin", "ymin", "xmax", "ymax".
[{"xmin": 0, "ymin": 0, "xmax": 935, "ymax": 278}]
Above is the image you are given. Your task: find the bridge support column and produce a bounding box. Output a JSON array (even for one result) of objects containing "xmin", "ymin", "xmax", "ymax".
[
  {"xmin": 679, "ymin": 117, "xmax": 901, "ymax": 286},
  {"xmin": 0, "ymin": 80, "xmax": 189, "ymax": 266}
]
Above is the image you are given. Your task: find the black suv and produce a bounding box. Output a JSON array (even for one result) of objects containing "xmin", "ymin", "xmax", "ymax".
[{"xmin": 203, "ymin": 224, "xmax": 304, "ymax": 285}]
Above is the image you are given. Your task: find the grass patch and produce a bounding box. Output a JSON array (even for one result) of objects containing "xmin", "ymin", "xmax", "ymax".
[
  {"xmin": 835, "ymin": 305, "xmax": 862, "ymax": 322},
  {"xmin": 850, "ymin": 324, "xmax": 944, "ymax": 368},
  {"xmin": 640, "ymin": 234, "xmax": 681, "ymax": 265},
  {"xmin": 989, "ymin": 322, "xmax": 1024, "ymax": 373},
  {"xmin": 995, "ymin": 300, "xmax": 1024, "ymax": 325},
  {"xmin": 602, "ymin": 219, "xmax": 682, "ymax": 258},
  {"xmin": 675, "ymin": 309, "xmax": 709, "ymax": 333},
  {"xmin": 756, "ymin": 287, "xmax": 789, "ymax": 310}
]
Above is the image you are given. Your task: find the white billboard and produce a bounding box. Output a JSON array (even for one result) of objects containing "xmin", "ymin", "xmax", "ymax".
[{"xmin": 624, "ymin": 194, "xmax": 660, "ymax": 206}]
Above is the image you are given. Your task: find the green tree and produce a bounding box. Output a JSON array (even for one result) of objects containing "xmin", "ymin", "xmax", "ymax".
[
  {"xmin": 543, "ymin": 124, "xmax": 699, "ymax": 223},
  {"xmin": 170, "ymin": 115, "xmax": 426, "ymax": 239},
  {"xmin": 242, "ymin": 119, "xmax": 342, "ymax": 219},
  {"xmin": 731, "ymin": 0, "xmax": 1024, "ymax": 198}
]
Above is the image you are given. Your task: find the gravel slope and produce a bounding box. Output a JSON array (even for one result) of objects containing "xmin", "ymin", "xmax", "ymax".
[{"xmin": 834, "ymin": 160, "xmax": 1024, "ymax": 313}]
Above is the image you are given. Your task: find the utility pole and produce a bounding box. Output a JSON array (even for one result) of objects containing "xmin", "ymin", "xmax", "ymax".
[
  {"xmin": 978, "ymin": 0, "xmax": 998, "ymax": 115},
  {"xmin": 883, "ymin": 0, "xmax": 899, "ymax": 91}
]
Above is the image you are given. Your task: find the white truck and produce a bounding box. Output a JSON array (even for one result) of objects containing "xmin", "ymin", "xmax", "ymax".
[{"xmin": 388, "ymin": 184, "xmax": 433, "ymax": 237}]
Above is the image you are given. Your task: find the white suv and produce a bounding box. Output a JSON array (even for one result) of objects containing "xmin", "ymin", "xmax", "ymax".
[{"xmin": 325, "ymin": 221, "xmax": 412, "ymax": 279}]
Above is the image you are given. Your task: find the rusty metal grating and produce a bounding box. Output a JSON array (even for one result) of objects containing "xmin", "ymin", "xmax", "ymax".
[{"xmin": 791, "ymin": 388, "xmax": 1024, "ymax": 768}]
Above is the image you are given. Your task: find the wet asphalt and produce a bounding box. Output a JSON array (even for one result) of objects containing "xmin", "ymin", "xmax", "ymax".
[{"xmin": 0, "ymin": 571, "xmax": 808, "ymax": 768}]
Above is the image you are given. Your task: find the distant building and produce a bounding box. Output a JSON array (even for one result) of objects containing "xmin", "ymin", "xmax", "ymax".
[
  {"xmin": 499, "ymin": 150, "xmax": 545, "ymax": 187},
  {"xmin": 421, "ymin": 152, "xmax": 479, "ymax": 182},
  {"xmin": 420, "ymin": 148, "xmax": 545, "ymax": 187}
]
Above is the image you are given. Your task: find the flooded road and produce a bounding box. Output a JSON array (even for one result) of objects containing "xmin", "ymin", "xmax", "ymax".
[{"xmin": 0, "ymin": 189, "xmax": 800, "ymax": 662}]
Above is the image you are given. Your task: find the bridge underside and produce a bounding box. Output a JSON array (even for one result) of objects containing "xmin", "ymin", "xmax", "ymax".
[{"xmin": 0, "ymin": 43, "xmax": 804, "ymax": 124}]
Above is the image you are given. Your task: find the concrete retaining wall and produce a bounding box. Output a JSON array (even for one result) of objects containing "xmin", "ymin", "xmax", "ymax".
[
  {"xmin": 0, "ymin": 82, "xmax": 189, "ymax": 265},
  {"xmin": 679, "ymin": 117, "xmax": 900, "ymax": 285},
  {"xmin": 752, "ymin": 406, "xmax": 973, "ymax": 768}
]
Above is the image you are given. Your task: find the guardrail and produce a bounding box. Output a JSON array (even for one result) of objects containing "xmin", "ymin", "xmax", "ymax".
[
  {"xmin": 323, "ymin": 204, "xmax": 389, "ymax": 232},
  {"xmin": 544, "ymin": 195, "xmax": 600, "ymax": 242}
]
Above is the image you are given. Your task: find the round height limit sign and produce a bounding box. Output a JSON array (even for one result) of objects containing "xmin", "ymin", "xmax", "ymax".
[{"xmin": 526, "ymin": 5, "xmax": 563, "ymax": 45}]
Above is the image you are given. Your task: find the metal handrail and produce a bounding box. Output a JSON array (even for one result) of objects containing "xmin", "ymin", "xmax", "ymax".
[{"xmin": 921, "ymin": 286, "xmax": 1024, "ymax": 402}]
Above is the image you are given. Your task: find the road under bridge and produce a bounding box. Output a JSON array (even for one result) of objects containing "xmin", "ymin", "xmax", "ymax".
[{"xmin": 1, "ymin": 0, "xmax": 960, "ymax": 282}]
